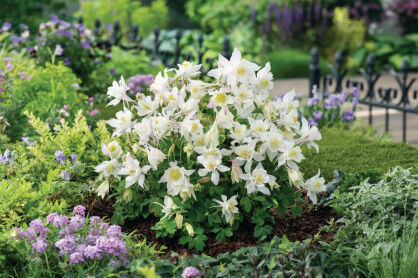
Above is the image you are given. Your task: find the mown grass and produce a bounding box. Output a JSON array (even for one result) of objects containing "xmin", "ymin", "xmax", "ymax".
[{"xmin": 300, "ymin": 127, "xmax": 418, "ymax": 181}]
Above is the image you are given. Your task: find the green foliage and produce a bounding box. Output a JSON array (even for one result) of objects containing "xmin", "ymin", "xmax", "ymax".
[
  {"xmin": 337, "ymin": 169, "xmax": 383, "ymax": 193},
  {"xmin": 4, "ymin": 62, "xmax": 85, "ymax": 139},
  {"xmin": 322, "ymin": 7, "xmax": 366, "ymax": 61},
  {"xmin": 348, "ymin": 33, "xmax": 418, "ymax": 72},
  {"xmin": 129, "ymin": 236, "xmax": 345, "ymax": 277},
  {"xmin": 75, "ymin": 0, "xmax": 169, "ymax": 38},
  {"xmin": 267, "ymin": 49, "xmax": 331, "ymax": 79},
  {"xmin": 323, "ymin": 167, "xmax": 418, "ymax": 277},
  {"xmin": 300, "ymin": 126, "xmax": 418, "ymax": 181}
]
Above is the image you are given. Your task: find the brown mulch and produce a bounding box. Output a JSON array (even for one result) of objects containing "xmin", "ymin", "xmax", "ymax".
[{"xmin": 84, "ymin": 194, "xmax": 340, "ymax": 257}]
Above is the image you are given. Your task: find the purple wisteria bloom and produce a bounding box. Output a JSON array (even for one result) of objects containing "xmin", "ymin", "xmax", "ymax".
[
  {"xmin": 63, "ymin": 57, "xmax": 71, "ymax": 66},
  {"xmin": 128, "ymin": 74, "xmax": 154, "ymax": 95},
  {"xmin": 69, "ymin": 251, "xmax": 85, "ymax": 265},
  {"xmin": 10, "ymin": 35, "xmax": 21, "ymax": 45},
  {"xmin": 61, "ymin": 170, "xmax": 71, "ymax": 181},
  {"xmin": 55, "ymin": 234, "xmax": 76, "ymax": 255},
  {"xmin": 81, "ymin": 41, "xmax": 91, "ymax": 50},
  {"xmin": 32, "ymin": 237, "xmax": 48, "ymax": 254},
  {"xmin": 182, "ymin": 266, "xmax": 202, "ymax": 278},
  {"xmin": 47, "ymin": 213, "xmax": 69, "ymax": 227},
  {"xmin": 2, "ymin": 22, "xmax": 11, "ymax": 32},
  {"xmin": 55, "ymin": 150, "xmax": 65, "ymax": 164},
  {"xmin": 110, "ymin": 68, "xmax": 116, "ymax": 76}
]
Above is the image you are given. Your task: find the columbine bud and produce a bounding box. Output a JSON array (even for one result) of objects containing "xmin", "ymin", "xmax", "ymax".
[
  {"xmin": 205, "ymin": 125, "xmax": 219, "ymax": 146},
  {"xmin": 97, "ymin": 180, "xmax": 109, "ymax": 199},
  {"xmin": 231, "ymin": 159, "xmax": 243, "ymax": 184},
  {"xmin": 132, "ymin": 143, "xmax": 141, "ymax": 154},
  {"xmin": 197, "ymin": 176, "xmax": 210, "ymax": 183},
  {"xmin": 123, "ymin": 188, "xmax": 133, "ymax": 202},
  {"xmin": 229, "ymin": 214, "xmax": 235, "ymax": 226},
  {"xmin": 168, "ymin": 143, "xmax": 175, "ymax": 156},
  {"xmin": 146, "ymin": 146, "xmax": 166, "ymax": 170},
  {"xmin": 269, "ymin": 181, "xmax": 280, "ymax": 190},
  {"xmin": 185, "ymin": 223, "xmax": 194, "ymax": 236},
  {"xmin": 175, "ymin": 212, "xmax": 183, "ymax": 229},
  {"xmin": 287, "ymin": 168, "xmax": 304, "ymax": 187},
  {"xmin": 183, "ymin": 142, "xmax": 194, "ymax": 158}
]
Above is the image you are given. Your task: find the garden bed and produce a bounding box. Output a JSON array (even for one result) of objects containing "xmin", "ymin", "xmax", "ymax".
[{"xmin": 85, "ymin": 194, "xmax": 339, "ymax": 257}]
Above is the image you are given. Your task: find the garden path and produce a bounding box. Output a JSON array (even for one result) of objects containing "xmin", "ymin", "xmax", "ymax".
[{"xmin": 273, "ymin": 74, "xmax": 418, "ymax": 147}]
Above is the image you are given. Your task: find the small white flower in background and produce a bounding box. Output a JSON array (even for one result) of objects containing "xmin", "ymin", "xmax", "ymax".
[
  {"xmin": 135, "ymin": 94, "xmax": 159, "ymax": 116},
  {"xmin": 215, "ymin": 108, "xmax": 234, "ymax": 130},
  {"xmin": 119, "ymin": 155, "xmax": 151, "ymax": 188},
  {"xmin": 232, "ymin": 84, "xmax": 254, "ymax": 104},
  {"xmin": 145, "ymin": 145, "xmax": 166, "ymax": 170},
  {"xmin": 101, "ymin": 141, "xmax": 122, "ymax": 159},
  {"xmin": 208, "ymin": 90, "xmax": 232, "ymax": 108},
  {"xmin": 213, "ymin": 195, "xmax": 239, "ymax": 225},
  {"xmin": 297, "ymin": 118, "xmax": 321, "ymax": 152},
  {"xmin": 107, "ymin": 76, "xmax": 133, "ymax": 106},
  {"xmin": 162, "ymin": 87, "xmax": 180, "ymax": 105},
  {"xmin": 134, "ymin": 118, "xmax": 153, "ymax": 143},
  {"xmin": 155, "ymin": 196, "xmax": 178, "ymax": 220},
  {"xmin": 233, "ymin": 139, "xmax": 264, "ymax": 169},
  {"xmin": 303, "ymin": 170, "xmax": 326, "ymax": 204},
  {"xmin": 54, "ymin": 44, "xmax": 63, "ymax": 56},
  {"xmin": 240, "ymin": 162, "xmax": 276, "ymax": 195},
  {"xmin": 197, "ymin": 155, "xmax": 230, "ymax": 185},
  {"xmin": 151, "ymin": 114, "xmax": 171, "ymax": 138},
  {"xmin": 107, "ymin": 108, "xmax": 134, "ymax": 137},
  {"xmin": 175, "ymin": 61, "xmax": 201, "ymax": 78}
]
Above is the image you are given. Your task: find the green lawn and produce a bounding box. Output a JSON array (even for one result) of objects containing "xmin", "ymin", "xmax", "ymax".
[{"xmin": 300, "ymin": 127, "xmax": 418, "ymax": 181}]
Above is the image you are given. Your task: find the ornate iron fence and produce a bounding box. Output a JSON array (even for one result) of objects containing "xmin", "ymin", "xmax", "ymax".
[
  {"xmin": 78, "ymin": 18, "xmax": 231, "ymax": 74},
  {"xmin": 309, "ymin": 47, "xmax": 418, "ymax": 142}
]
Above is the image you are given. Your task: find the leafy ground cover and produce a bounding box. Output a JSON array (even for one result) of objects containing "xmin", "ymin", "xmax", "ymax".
[{"xmin": 300, "ymin": 126, "xmax": 418, "ymax": 181}]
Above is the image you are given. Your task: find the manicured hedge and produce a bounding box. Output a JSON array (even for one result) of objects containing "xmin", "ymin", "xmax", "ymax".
[{"xmin": 300, "ymin": 127, "xmax": 418, "ymax": 181}]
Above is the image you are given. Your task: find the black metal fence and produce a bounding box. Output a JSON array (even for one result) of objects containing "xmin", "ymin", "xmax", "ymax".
[
  {"xmin": 78, "ymin": 18, "xmax": 231, "ymax": 74},
  {"xmin": 309, "ymin": 48, "xmax": 418, "ymax": 142}
]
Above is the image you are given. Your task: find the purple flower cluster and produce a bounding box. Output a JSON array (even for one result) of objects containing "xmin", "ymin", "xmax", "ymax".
[
  {"xmin": 11, "ymin": 205, "xmax": 129, "ymax": 266},
  {"xmin": 306, "ymin": 86, "xmax": 359, "ymax": 127},
  {"xmin": 182, "ymin": 266, "xmax": 202, "ymax": 278},
  {"xmin": 128, "ymin": 74, "xmax": 154, "ymax": 95},
  {"xmin": 0, "ymin": 149, "xmax": 13, "ymax": 165}
]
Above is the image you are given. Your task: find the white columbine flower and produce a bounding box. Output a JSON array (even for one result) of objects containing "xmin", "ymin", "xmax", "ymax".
[
  {"xmin": 101, "ymin": 141, "xmax": 122, "ymax": 159},
  {"xmin": 175, "ymin": 61, "xmax": 201, "ymax": 78},
  {"xmin": 233, "ymin": 139, "xmax": 264, "ymax": 169},
  {"xmin": 197, "ymin": 155, "xmax": 230, "ymax": 185},
  {"xmin": 277, "ymin": 142, "xmax": 305, "ymax": 170},
  {"xmin": 213, "ymin": 195, "xmax": 239, "ymax": 225},
  {"xmin": 150, "ymin": 70, "xmax": 171, "ymax": 93},
  {"xmin": 107, "ymin": 76, "xmax": 133, "ymax": 106},
  {"xmin": 255, "ymin": 62, "xmax": 273, "ymax": 95},
  {"xmin": 159, "ymin": 162, "xmax": 195, "ymax": 197},
  {"xmin": 260, "ymin": 125, "xmax": 284, "ymax": 161},
  {"xmin": 303, "ymin": 170, "xmax": 326, "ymax": 204},
  {"xmin": 187, "ymin": 80, "xmax": 207, "ymax": 99},
  {"xmin": 232, "ymin": 84, "xmax": 254, "ymax": 104},
  {"xmin": 151, "ymin": 114, "xmax": 171, "ymax": 138},
  {"xmin": 145, "ymin": 145, "xmax": 166, "ymax": 170},
  {"xmin": 229, "ymin": 122, "xmax": 249, "ymax": 143},
  {"xmin": 215, "ymin": 108, "xmax": 234, "ymax": 130},
  {"xmin": 287, "ymin": 167, "xmax": 304, "ymax": 188},
  {"xmin": 95, "ymin": 159, "xmax": 120, "ymax": 180},
  {"xmin": 134, "ymin": 118, "xmax": 153, "ymax": 143},
  {"xmin": 208, "ymin": 90, "xmax": 232, "ymax": 108},
  {"xmin": 240, "ymin": 163, "xmax": 276, "ymax": 195},
  {"xmin": 119, "ymin": 155, "xmax": 151, "ymax": 188},
  {"xmin": 248, "ymin": 117, "xmax": 270, "ymax": 138},
  {"xmin": 296, "ymin": 118, "xmax": 322, "ymax": 152},
  {"xmin": 155, "ymin": 196, "xmax": 178, "ymax": 220},
  {"xmin": 135, "ymin": 94, "xmax": 159, "ymax": 116},
  {"xmin": 107, "ymin": 108, "xmax": 134, "ymax": 137}
]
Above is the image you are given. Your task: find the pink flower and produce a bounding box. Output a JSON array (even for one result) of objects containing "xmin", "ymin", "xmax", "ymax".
[{"xmin": 89, "ymin": 109, "xmax": 98, "ymax": 116}]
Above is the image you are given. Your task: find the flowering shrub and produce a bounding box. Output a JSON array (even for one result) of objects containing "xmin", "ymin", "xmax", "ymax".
[
  {"xmin": 302, "ymin": 86, "xmax": 358, "ymax": 128},
  {"xmin": 96, "ymin": 48, "xmax": 324, "ymax": 250},
  {"xmin": 10, "ymin": 205, "xmax": 129, "ymax": 274}
]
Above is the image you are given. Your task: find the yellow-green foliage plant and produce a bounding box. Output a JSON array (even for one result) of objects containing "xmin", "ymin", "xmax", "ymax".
[{"xmin": 322, "ymin": 7, "xmax": 366, "ymax": 61}]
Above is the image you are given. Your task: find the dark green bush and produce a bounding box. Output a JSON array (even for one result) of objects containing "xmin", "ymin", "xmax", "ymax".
[
  {"xmin": 300, "ymin": 127, "xmax": 418, "ymax": 181},
  {"xmin": 266, "ymin": 49, "xmax": 331, "ymax": 79}
]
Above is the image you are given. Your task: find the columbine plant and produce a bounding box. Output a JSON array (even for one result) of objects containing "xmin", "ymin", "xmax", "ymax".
[{"xmin": 95, "ymin": 48, "xmax": 325, "ymax": 250}]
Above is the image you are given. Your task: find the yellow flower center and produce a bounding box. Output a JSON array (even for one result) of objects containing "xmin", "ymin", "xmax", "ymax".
[
  {"xmin": 270, "ymin": 138, "xmax": 279, "ymax": 148},
  {"xmin": 289, "ymin": 150, "xmax": 297, "ymax": 158},
  {"xmin": 292, "ymin": 116, "xmax": 298, "ymax": 123},
  {"xmin": 314, "ymin": 182, "xmax": 322, "ymax": 190},
  {"xmin": 208, "ymin": 149, "xmax": 217, "ymax": 156},
  {"xmin": 120, "ymin": 116, "xmax": 126, "ymax": 122},
  {"xmin": 196, "ymin": 137, "xmax": 205, "ymax": 146},
  {"xmin": 255, "ymin": 174, "xmax": 264, "ymax": 184},
  {"xmin": 215, "ymin": 92, "xmax": 227, "ymax": 104},
  {"xmin": 168, "ymin": 94, "xmax": 175, "ymax": 101},
  {"xmin": 109, "ymin": 145, "xmax": 117, "ymax": 152},
  {"xmin": 240, "ymin": 149, "xmax": 250, "ymax": 159},
  {"xmin": 129, "ymin": 168, "xmax": 136, "ymax": 175},
  {"xmin": 235, "ymin": 128, "xmax": 242, "ymax": 135},
  {"xmin": 192, "ymin": 87, "xmax": 199, "ymax": 94},
  {"xmin": 169, "ymin": 168, "xmax": 182, "ymax": 181},
  {"xmin": 255, "ymin": 125, "xmax": 264, "ymax": 133},
  {"xmin": 207, "ymin": 161, "xmax": 216, "ymax": 170},
  {"xmin": 260, "ymin": 80, "xmax": 270, "ymax": 87},
  {"xmin": 143, "ymin": 103, "xmax": 151, "ymax": 111},
  {"xmin": 237, "ymin": 67, "xmax": 245, "ymax": 75},
  {"xmin": 191, "ymin": 123, "xmax": 198, "ymax": 132},
  {"xmin": 107, "ymin": 164, "xmax": 114, "ymax": 173},
  {"xmin": 228, "ymin": 203, "xmax": 235, "ymax": 211}
]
